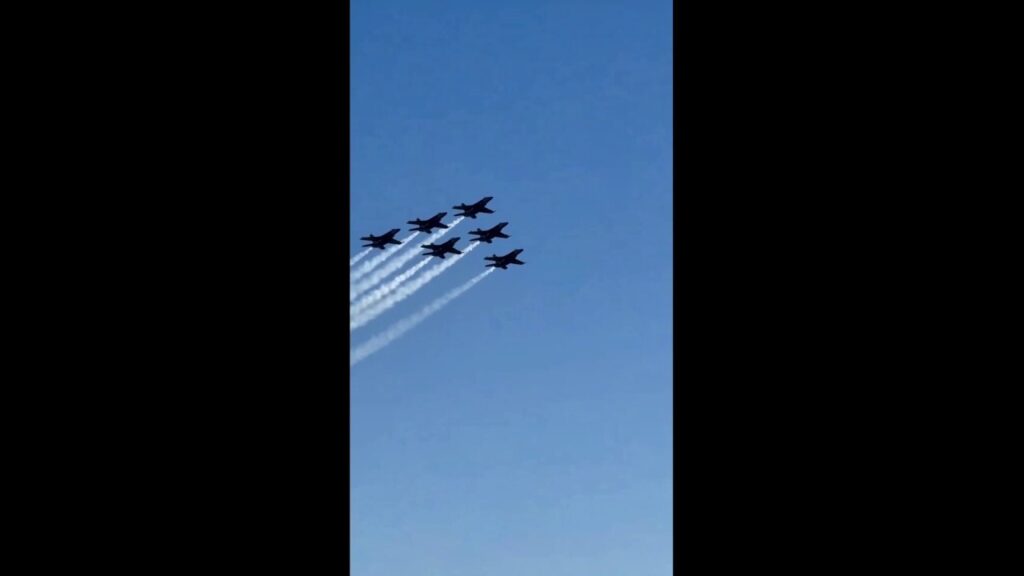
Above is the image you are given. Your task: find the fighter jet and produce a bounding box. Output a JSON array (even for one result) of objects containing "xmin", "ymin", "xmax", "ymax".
[
  {"xmin": 421, "ymin": 237, "xmax": 462, "ymax": 259},
  {"xmin": 452, "ymin": 196, "xmax": 494, "ymax": 219},
  {"xmin": 484, "ymin": 249, "xmax": 525, "ymax": 269},
  {"xmin": 468, "ymin": 222, "xmax": 510, "ymax": 244},
  {"xmin": 408, "ymin": 212, "xmax": 449, "ymax": 233},
  {"xmin": 360, "ymin": 228, "xmax": 402, "ymax": 250}
]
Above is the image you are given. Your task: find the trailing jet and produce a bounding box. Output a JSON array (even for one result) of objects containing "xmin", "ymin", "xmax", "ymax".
[
  {"xmin": 421, "ymin": 237, "xmax": 462, "ymax": 259},
  {"xmin": 408, "ymin": 212, "xmax": 449, "ymax": 233},
  {"xmin": 360, "ymin": 228, "xmax": 402, "ymax": 250},
  {"xmin": 452, "ymin": 196, "xmax": 494, "ymax": 219},
  {"xmin": 484, "ymin": 249, "xmax": 525, "ymax": 270},
  {"xmin": 468, "ymin": 222, "xmax": 510, "ymax": 244}
]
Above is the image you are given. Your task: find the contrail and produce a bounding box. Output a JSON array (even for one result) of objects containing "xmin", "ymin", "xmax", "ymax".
[
  {"xmin": 351, "ymin": 268, "xmax": 495, "ymax": 367},
  {"xmin": 350, "ymin": 241, "xmax": 480, "ymax": 331},
  {"xmin": 349, "ymin": 216, "xmax": 464, "ymax": 303},
  {"xmin": 349, "ymin": 232, "xmax": 419, "ymax": 284},
  {"xmin": 349, "ymin": 248, "xmax": 372, "ymax": 266},
  {"xmin": 350, "ymin": 257, "xmax": 431, "ymax": 317}
]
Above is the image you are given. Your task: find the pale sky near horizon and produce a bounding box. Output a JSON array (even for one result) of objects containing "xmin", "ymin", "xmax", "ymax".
[{"xmin": 350, "ymin": 1, "xmax": 672, "ymax": 573}]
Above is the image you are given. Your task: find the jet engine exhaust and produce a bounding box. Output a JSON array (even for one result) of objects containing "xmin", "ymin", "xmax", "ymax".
[
  {"xmin": 349, "ymin": 232, "xmax": 419, "ymax": 284},
  {"xmin": 350, "ymin": 216, "xmax": 464, "ymax": 302},
  {"xmin": 350, "ymin": 257, "xmax": 431, "ymax": 317},
  {"xmin": 350, "ymin": 268, "xmax": 495, "ymax": 366},
  {"xmin": 349, "ymin": 248, "xmax": 372, "ymax": 266},
  {"xmin": 350, "ymin": 241, "xmax": 480, "ymax": 330}
]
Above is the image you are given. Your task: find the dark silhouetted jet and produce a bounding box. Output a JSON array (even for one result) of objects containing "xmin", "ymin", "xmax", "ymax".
[
  {"xmin": 421, "ymin": 237, "xmax": 462, "ymax": 259},
  {"xmin": 408, "ymin": 212, "xmax": 449, "ymax": 233},
  {"xmin": 468, "ymin": 222, "xmax": 510, "ymax": 244},
  {"xmin": 360, "ymin": 228, "xmax": 402, "ymax": 250},
  {"xmin": 452, "ymin": 196, "xmax": 494, "ymax": 219},
  {"xmin": 484, "ymin": 249, "xmax": 525, "ymax": 269}
]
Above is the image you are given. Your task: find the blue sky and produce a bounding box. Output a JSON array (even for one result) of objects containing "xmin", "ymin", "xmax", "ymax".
[{"xmin": 350, "ymin": 1, "xmax": 672, "ymax": 573}]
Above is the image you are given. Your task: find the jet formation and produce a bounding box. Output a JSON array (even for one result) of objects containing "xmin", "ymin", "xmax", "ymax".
[{"xmin": 360, "ymin": 197, "xmax": 524, "ymax": 269}]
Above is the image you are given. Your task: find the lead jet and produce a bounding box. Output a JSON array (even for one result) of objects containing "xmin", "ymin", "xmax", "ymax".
[
  {"xmin": 468, "ymin": 222, "xmax": 510, "ymax": 244},
  {"xmin": 452, "ymin": 196, "xmax": 494, "ymax": 219},
  {"xmin": 484, "ymin": 249, "xmax": 525, "ymax": 270},
  {"xmin": 360, "ymin": 228, "xmax": 402, "ymax": 250},
  {"xmin": 421, "ymin": 237, "xmax": 462, "ymax": 259},
  {"xmin": 408, "ymin": 212, "xmax": 449, "ymax": 233}
]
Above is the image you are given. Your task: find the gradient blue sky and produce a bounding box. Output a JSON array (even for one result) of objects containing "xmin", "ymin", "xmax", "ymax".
[{"xmin": 350, "ymin": 1, "xmax": 672, "ymax": 573}]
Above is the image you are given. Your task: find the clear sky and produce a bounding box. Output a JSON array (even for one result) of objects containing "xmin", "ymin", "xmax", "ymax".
[{"xmin": 350, "ymin": 1, "xmax": 672, "ymax": 574}]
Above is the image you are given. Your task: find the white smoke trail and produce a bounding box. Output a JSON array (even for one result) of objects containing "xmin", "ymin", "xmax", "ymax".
[
  {"xmin": 350, "ymin": 241, "xmax": 481, "ymax": 331},
  {"xmin": 350, "ymin": 248, "xmax": 372, "ymax": 266},
  {"xmin": 351, "ymin": 256, "xmax": 431, "ymax": 317},
  {"xmin": 349, "ymin": 232, "xmax": 419, "ymax": 283},
  {"xmin": 350, "ymin": 268, "xmax": 495, "ymax": 367},
  {"xmin": 349, "ymin": 216, "xmax": 464, "ymax": 303}
]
